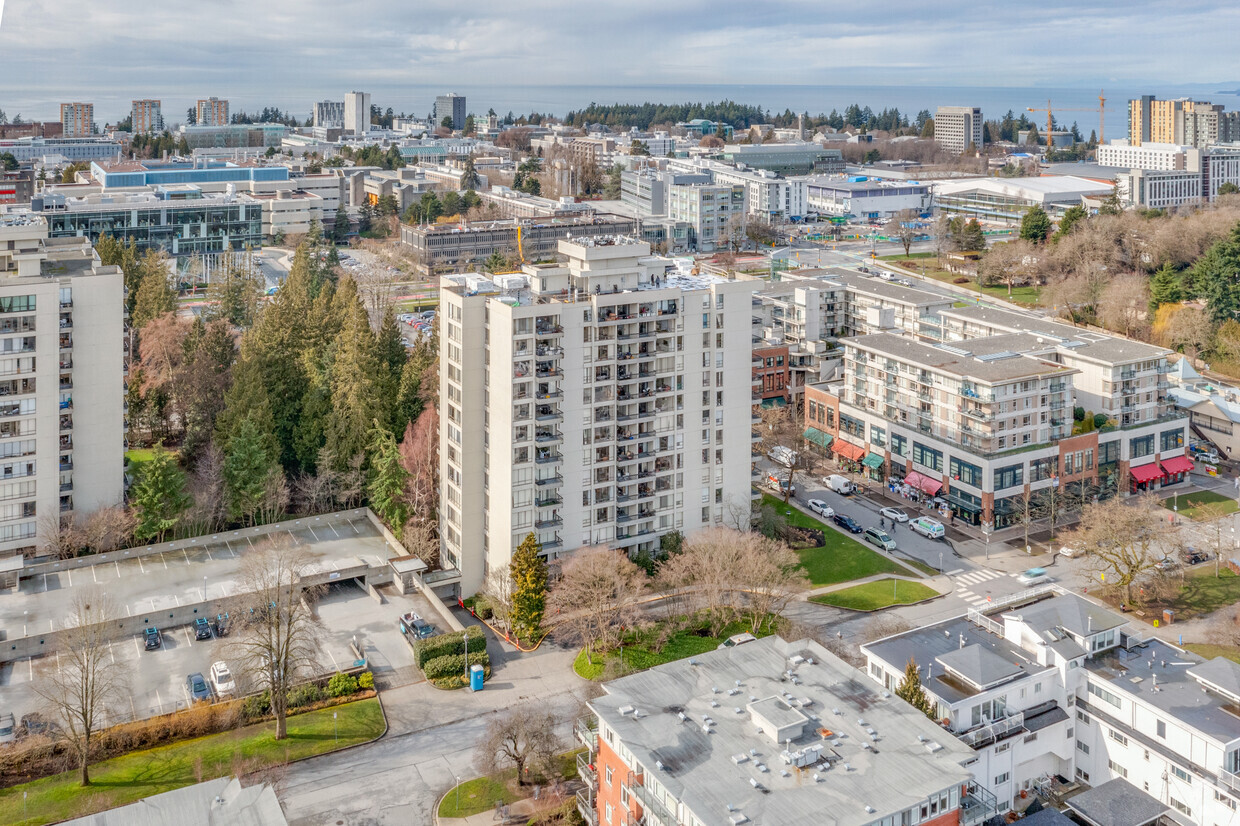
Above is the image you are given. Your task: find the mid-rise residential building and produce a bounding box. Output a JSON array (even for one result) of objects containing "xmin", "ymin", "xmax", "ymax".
[
  {"xmin": 1127, "ymin": 96, "xmax": 1232, "ymax": 148},
  {"xmin": 195, "ymin": 97, "xmax": 229, "ymax": 128},
  {"xmin": 864, "ymin": 589, "xmax": 1240, "ymax": 826},
  {"xmin": 1118, "ymin": 168, "xmax": 1203, "ymax": 210},
  {"xmin": 59, "ymin": 103, "xmax": 95, "ymax": 138},
  {"xmin": 619, "ymin": 169, "xmax": 711, "ymax": 216},
  {"xmin": 1096, "ymin": 141, "xmax": 1192, "ymax": 171},
  {"xmin": 433, "ymin": 93, "xmax": 466, "ymax": 131},
  {"xmin": 0, "ymin": 171, "xmax": 34, "ymax": 206},
  {"xmin": 569, "ymin": 136, "xmax": 617, "ymax": 167},
  {"xmin": 1165, "ymin": 358, "xmax": 1240, "ymax": 460},
  {"xmin": 0, "ymin": 214, "xmax": 125, "ymax": 558},
  {"xmin": 667, "ymin": 182, "xmax": 745, "ymax": 252},
  {"xmin": 805, "ymin": 177, "xmax": 932, "ymax": 220},
  {"xmin": 399, "ymin": 216, "xmax": 638, "ymax": 275},
  {"xmin": 130, "ymin": 100, "xmax": 163, "ymax": 134},
  {"xmin": 709, "ymin": 166, "xmax": 807, "ymax": 222},
  {"xmin": 578, "ymin": 635, "xmax": 979, "ymax": 826},
  {"xmin": 438, "ymin": 237, "xmax": 754, "ymax": 596},
  {"xmin": 344, "ymin": 91, "xmax": 370, "ymax": 137},
  {"xmin": 935, "ymin": 106, "xmax": 984, "ymax": 154},
  {"xmin": 1106, "ymin": 144, "xmax": 1240, "ymax": 208},
  {"xmin": 803, "ymin": 305, "xmax": 1188, "ymax": 528},
  {"xmin": 313, "ymin": 100, "xmax": 345, "ymax": 129}
]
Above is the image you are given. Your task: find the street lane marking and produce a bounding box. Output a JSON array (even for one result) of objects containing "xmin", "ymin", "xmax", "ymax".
[{"xmin": 946, "ymin": 568, "xmax": 964, "ymax": 576}]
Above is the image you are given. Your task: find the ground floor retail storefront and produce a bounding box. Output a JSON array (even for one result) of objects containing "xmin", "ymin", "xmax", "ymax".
[{"xmin": 1130, "ymin": 455, "xmax": 1194, "ymax": 494}]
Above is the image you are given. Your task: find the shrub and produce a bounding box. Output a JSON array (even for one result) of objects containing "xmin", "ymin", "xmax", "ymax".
[
  {"xmin": 358, "ymin": 671, "xmax": 374, "ymax": 691},
  {"xmin": 474, "ymin": 599, "xmax": 493, "ymax": 620},
  {"xmin": 422, "ymin": 650, "xmax": 490, "ymax": 681},
  {"xmin": 1073, "ymin": 406, "xmax": 1085, "ymax": 422},
  {"xmin": 289, "ymin": 683, "xmax": 326, "ymax": 708},
  {"xmin": 327, "ymin": 672, "xmax": 359, "ymax": 698},
  {"xmin": 953, "ymin": 277, "xmax": 970, "ymax": 284},
  {"xmin": 413, "ymin": 626, "xmax": 486, "ymax": 668},
  {"xmin": 242, "ymin": 691, "xmax": 271, "ymax": 722},
  {"xmin": 1093, "ymin": 412, "xmax": 1108, "ymax": 429}
]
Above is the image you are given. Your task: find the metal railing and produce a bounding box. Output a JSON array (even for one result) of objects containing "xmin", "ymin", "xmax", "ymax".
[
  {"xmin": 576, "ymin": 789, "xmax": 598, "ymax": 826},
  {"xmin": 958, "ymin": 712, "xmax": 1025, "ymax": 749}
]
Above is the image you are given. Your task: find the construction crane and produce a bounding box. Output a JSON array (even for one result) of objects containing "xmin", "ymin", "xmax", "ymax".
[{"xmin": 1026, "ymin": 90, "xmax": 1107, "ymax": 148}]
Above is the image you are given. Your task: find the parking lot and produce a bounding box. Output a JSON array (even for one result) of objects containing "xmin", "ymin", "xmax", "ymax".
[{"xmin": 0, "ymin": 513, "xmax": 441, "ymax": 727}]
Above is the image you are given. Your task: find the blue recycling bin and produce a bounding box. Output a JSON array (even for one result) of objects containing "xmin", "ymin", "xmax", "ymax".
[{"xmin": 469, "ymin": 664, "xmax": 485, "ymax": 692}]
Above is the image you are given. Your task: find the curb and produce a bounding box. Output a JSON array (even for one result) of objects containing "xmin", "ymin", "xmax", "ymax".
[{"xmin": 808, "ymin": 583, "xmax": 951, "ymax": 613}]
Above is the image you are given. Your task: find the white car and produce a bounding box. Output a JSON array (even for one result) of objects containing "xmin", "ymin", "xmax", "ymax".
[
  {"xmin": 1059, "ymin": 545, "xmax": 1082, "ymax": 558},
  {"xmin": 1018, "ymin": 568, "xmax": 1052, "ymax": 586},
  {"xmin": 400, "ymin": 611, "xmax": 422, "ymax": 626},
  {"xmin": 209, "ymin": 661, "xmax": 236, "ymax": 696},
  {"xmin": 879, "ymin": 507, "xmax": 909, "ymax": 523},
  {"xmin": 807, "ymin": 499, "xmax": 834, "ymax": 518}
]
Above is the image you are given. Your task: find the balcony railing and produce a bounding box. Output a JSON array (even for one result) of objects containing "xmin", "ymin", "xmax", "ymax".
[
  {"xmin": 576, "ymin": 789, "xmax": 598, "ymax": 826},
  {"xmin": 629, "ymin": 776, "xmax": 676, "ymax": 826},
  {"xmin": 577, "ymin": 753, "xmax": 598, "ymax": 790}
]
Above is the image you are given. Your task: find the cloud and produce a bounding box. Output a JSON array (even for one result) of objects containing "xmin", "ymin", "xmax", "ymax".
[{"xmin": 1, "ymin": 0, "xmax": 1239, "ymax": 120}]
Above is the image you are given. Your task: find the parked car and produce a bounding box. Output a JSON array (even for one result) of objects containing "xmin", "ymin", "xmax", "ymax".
[
  {"xmin": 718, "ymin": 632, "xmax": 757, "ymax": 650},
  {"xmin": 909, "ymin": 516, "xmax": 945, "ymax": 539},
  {"xmin": 1059, "ymin": 545, "xmax": 1083, "ymax": 558},
  {"xmin": 1018, "ymin": 567, "xmax": 1051, "ymax": 586},
  {"xmin": 20, "ymin": 713, "xmax": 57, "ymax": 738},
  {"xmin": 824, "ymin": 474, "xmax": 856, "ymax": 495},
  {"xmin": 186, "ymin": 672, "xmax": 212, "ymax": 703},
  {"xmin": 399, "ymin": 615, "xmax": 436, "ymax": 640},
  {"xmin": 879, "ymin": 507, "xmax": 909, "ymax": 523},
  {"xmin": 144, "ymin": 627, "xmax": 162, "ymax": 650},
  {"xmin": 209, "ymin": 661, "xmax": 236, "ymax": 696},
  {"xmin": 1183, "ymin": 549, "xmax": 1212, "ymax": 566},
  {"xmin": 807, "ymin": 499, "xmax": 834, "ymax": 518},
  {"xmin": 194, "ymin": 617, "xmax": 212, "ymax": 641},
  {"xmin": 832, "ymin": 513, "xmax": 863, "ymax": 533},
  {"xmin": 210, "ymin": 613, "xmax": 230, "ymax": 638},
  {"xmin": 399, "ymin": 610, "xmax": 422, "ymax": 626},
  {"xmin": 766, "ymin": 474, "xmax": 795, "ymax": 496},
  {"xmin": 864, "ymin": 527, "xmax": 896, "ymax": 551},
  {"xmin": 1155, "ymin": 556, "xmax": 1180, "ymax": 572}
]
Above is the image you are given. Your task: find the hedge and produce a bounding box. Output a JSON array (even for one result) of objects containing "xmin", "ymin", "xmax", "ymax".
[
  {"xmin": 423, "ymin": 651, "xmax": 490, "ymax": 681},
  {"xmin": 413, "ymin": 626, "xmax": 486, "ymax": 669}
]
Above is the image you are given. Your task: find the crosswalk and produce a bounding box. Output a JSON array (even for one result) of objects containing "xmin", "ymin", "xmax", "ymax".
[{"xmin": 953, "ymin": 569, "xmax": 1019, "ymax": 606}]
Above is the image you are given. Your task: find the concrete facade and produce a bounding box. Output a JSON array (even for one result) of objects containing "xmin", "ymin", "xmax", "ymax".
[
  {"xmin": 59, "ymin": 103, "xmax": 94, "ymax": 138},
  {"xmin": 195, "ymin": 97, "xmax": 229, "ymax": 128},
  {"xmin": 344, "ymin": 91, "xmax": 371, "ymax": 137},
  {"xmin": 936, "ymin": 106, "xmax": 984, "ymax": 154}
]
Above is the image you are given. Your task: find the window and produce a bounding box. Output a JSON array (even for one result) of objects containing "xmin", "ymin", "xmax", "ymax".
[
  {"xmin": 1171, "ymin": 765, "xmax": 1191, "ymax": 783},
  {"xmin": 1108, "ymin": 760, "xmax": 1128, "ymax": 778},
  {"xmin": 840, "ymin": 413, "xmax": 865, "ymax": 438},
  {"xmin": 605, "ymin": 766, "xmax": 613, "ymax": 786},
  {"xmin": 1156, "ymin": 720, "xmax": 1166, "ymax": 738},
  {"xmin": 1108, "ymin": 729, "xmax": 1128, "ymax": 746},
  {"xmin": 1160, "ymin": 428, "xmax": 1184, "ymax": 452},
  {"xmin": 994, "ymin": 772, "xmax": 1010, "ymax": 785},
  {"xmin": 912, "ymin": 442, "xmax": 943, "ymax": 472},
  {"xmin": 605, "ymin": 803, "xmax": 613, "ymax": 825},
  {"xmin": 1098, "ymin": 439, "xmax": 1120, "ymax": 466},
  {"xmin": 1130, "ymin": 434, "xmax": 1154, "ymax": 458},
  {"xmin": 1088, "ymin": 683, "xmax": 1121, "ymax": 708},
  {"xmin": 1075, "ymin": 768, "xmax": 1090, "ymax": 782},
  {"xmin": 950, "ymin": 457, "xmax": 982, "ymax": 488},
  {"xmin": 1077, "ymin": 740, "xmax": 1090, "ymax": 754},
  {"xmin": 890, "ymin": 432, "xmax": 908, "ymax": 457},
  {"xmin": 1214, "ymin": 789, "xmax": 1237, "ymax": 810},
  {"xmin": 994, "ymin": 464, "xmax": 1023, "ymax": 490},
  {"xmin": 1169, "ymin": 798, "xmax": 1190, "ymax": 817},
  {"xmin": 871, "ymin": 426, "xmax": 886, "ymax": 448},
  {"xmin": 1029, "ymin": 456, "xmax": 1058, "ymax": 482},
  {"xmin": 1076, "ymin": 710, "xmax": 1091, "ymax": 725}
]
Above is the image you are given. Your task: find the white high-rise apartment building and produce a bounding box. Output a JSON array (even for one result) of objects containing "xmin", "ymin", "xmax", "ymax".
[
  {"xmin": 0, "ymin": 214, "xmax": 125, "ymax": 558},
  {"xmin": 439, "ymin": 238, "xmax": 755, "ymax": 596},
  {"xmin": 935, "ymin": 106, "xmax": 984, "ymax": 154},
  {"xmin": 344, "ymin": 92, "xmax": 371, "ymax": 137}
]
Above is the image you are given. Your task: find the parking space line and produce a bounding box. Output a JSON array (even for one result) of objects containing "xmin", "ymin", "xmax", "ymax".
[
  {"xmin": 138, "ymin": 557, "xmax": 145, "ymax": 574},
  {"xmin": 130, "ymin": 697, "xmax": 137, "ymax": 720},
  {"xmin": 330, "ymin": 523, "xmax": 341, "ymax": 538},
  {"xmin": 154, "ymin": 688, "xmax": 163, "ymax": 714},
  {"xmin": 327, "ymin": 648, "xmax": 339, "ymax": 670},
  {"xmin": 115, "ymin": 561, "xmax": 121, "ymax": 578},
  {"xmin": 92, "ymin": 566, "xmax": 97, "ymax": 583},
  {"xmin": 133, "ymin": 636, "xmax": 141, "ymax": 655},
  {"xmin": 183, "ymin": 549, "xmax": 190, "ymax": 564},
  {"xmin": 205, "ymin": 546, "xmax": 213, "ymax": 560},
  {"xmin": 66, "ymin": 569, "xmax": 72, "ymax": 586},
  {"xmin": 125, "ymin": 603, "xmax": 131, "ymax": 617},
  {"xmin": 184, "ymin": 627, "xmax": 192, "ymax": 645},
  {"xmin": 246, "ymin": 535, "xmax": 254, "ymax": 548},
  {"xmin": 27, "ymin": 657, "xmax": 33, "ymax": 680},
  {"xmin": 174, "ymin": 595, "xmax": 180, "ymax": 606},
  {"xmin": 162, "ymin": 554, "xmax": 168, "ymax": 569},
  {"xmin": 350, "ymin": 521, "xmax": 360, "ymax": 534},
  {"xmin": 308, "ymin": 526, "xmax": 320, "ymax": 542},
  {"xmin": 108, "ymin": 642, "xmax": 115, "ymax": 664}
]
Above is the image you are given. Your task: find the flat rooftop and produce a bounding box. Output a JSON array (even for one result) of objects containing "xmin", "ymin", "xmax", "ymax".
[
  {"xmin": 848, "ymin": 333, "xmax": 1072, "ymax": 383},
  {"xmin": 3, "ymin": 513, "xmax": 390, "ymax": 641},
  {"xmin": 939, "ymin": 305, "xmax": 1171, "ymax": 364},
  {"xmin": 591, "ymin": 636, "xmax": 973, "ymax": 826}
]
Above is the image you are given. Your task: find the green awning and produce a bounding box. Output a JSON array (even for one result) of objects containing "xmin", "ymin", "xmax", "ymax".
[
  {"xmin": 862, "ymin": 453, "xmax": 884, "ymax": 469},
  {"xmin": 760, "ymin": 397, "xmax": 787, "ymax": 409},
  {"xmin": 803, "ymin": 427, "xmax": 833, "ymax": 448}
]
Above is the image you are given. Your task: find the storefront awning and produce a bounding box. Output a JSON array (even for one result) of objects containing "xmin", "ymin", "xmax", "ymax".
[
  {"xmin": 834, "ymin": 440, "xmax": 867, "ymax": 462},
  {"xmin": 803, "ymin": 427, "xmax": 833, "ymax": 448},
  {"xmin": 1130, "ymin": 463, "xmax": 1163, "ymax": 484},
  {"xmin": 905, "ymin": 471, "xmax": 943, "ymax": 496},
  {"xmin": 862, "ymin": 453, "xmax": 884, "ymax": 470},
  {"xmin": 760, "ymin": 397, "xmax": 787, "ymax": 409},
  {"xmin": 1159, "ymin": 454, "xmax": 1195, "ymax": 476}
]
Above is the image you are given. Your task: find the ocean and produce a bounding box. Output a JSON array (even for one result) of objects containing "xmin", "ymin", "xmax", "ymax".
[{"xmin": 5, "ymin": 82, "xmax": 1236, "ymax": 139}]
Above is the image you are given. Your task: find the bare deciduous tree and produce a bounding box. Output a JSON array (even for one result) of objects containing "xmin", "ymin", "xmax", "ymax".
[
  {"xmin": 758, "ymin": 405, "xmax": 805, "ymax": 503},
  {"xmin": 39, "ymin": 513, "xmax": 85, "ymax": 560},
  {"xmin": 549, "ymin": 546, "xmax": 646, "ymax": 664},
  {"xmin": 894, "ymin": 209, "xmax": 919, "ymax": 258},
  {"xmin": 735, "ymin": 535, "xmax": 810, "ymax": 633},
  {"xmin": 475, "ymin": 704, "xmax": 562, "ymax": 786},
  {"xmin": 484, "ymin": 563, "xmax": 514, "ymax": 629},
  {"xmin": 1067, "ymin": 492, "xmax": 1167, "ymax": 602},
  {"xmin": 228, "ymin": 539, "xmax": 324, "ymax": 740},
  {"xmin": 33, "ymin": 589, "xmax": 128, "ymax": 786}
]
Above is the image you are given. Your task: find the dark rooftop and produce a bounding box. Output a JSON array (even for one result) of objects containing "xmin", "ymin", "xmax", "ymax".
[{"xmin": 1066, "ymin": 777, "xmax": 1168, "ymax": 826}]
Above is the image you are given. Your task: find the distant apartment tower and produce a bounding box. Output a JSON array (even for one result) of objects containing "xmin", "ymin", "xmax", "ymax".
[
  {"xmin": 1128, "ymin": 96, "xmax": 1223, "ymax": 147},
  {"xmin": 130, "ymin": 100, "xmax": 163, "ymax": 134},
  {"xmin": 196, "ymin": 97, "xmax": 229, "ymax": 127},
  {"xmin": 343, "ymin": 92, "xmax": 371, "ymax": 137},
  {"xmin": 934, "ymin": 106, "xmax": 983, "ymax": 154},
  {"xmin": 438, "ymin": 238, "xmax": 755, "ymax": 596},
  {"xmin": 434, "ymin": 93, "xmax": 466, "ymax": 131},
  {"xmin": 0, "ymin": 214, "xmax": 126, "ymax": 558},
  {"xmin": 313, "ymin": 100, "xmax": 345, "ymax": 129},
  {"xmin": 59, "ymin": 103, "xmax": 94, "ymax": 138}
]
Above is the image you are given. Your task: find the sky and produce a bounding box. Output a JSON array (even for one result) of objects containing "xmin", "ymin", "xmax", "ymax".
[{"xmin": 2, "ymin": 0, "xmax": 1239, "ymax": 122}]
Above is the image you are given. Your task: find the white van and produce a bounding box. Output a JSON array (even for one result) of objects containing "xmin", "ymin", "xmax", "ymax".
[
  {"xmin": 768, "ymin": 446, "xmax": 798, "ymax": 467},
  {"xmin": 824, "ymin": 474, "xmax": 856, "ymax": 495},
  {"xmin": 909, "ymin": 516, "xmax": 945, "ymax": 539},
  {"xmin": 864, "ymin": 527, "xmax": 896, "ymax": 551}
]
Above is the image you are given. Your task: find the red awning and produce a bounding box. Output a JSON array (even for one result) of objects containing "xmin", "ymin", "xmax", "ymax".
[
  {"xmin": 1159, "ymin": 454, "xmax": 1195, "ymax": 476},
  {"xmin": 905, "ymin": 471, "xmax": 943, "ymax": 496},
  {"xmin": 834, "ymin": 440, "xmax": 867, "ymax": 462},
  {"xmin": 1130, "ymin": 463, "xmax": 1163, "ymax": 484}
]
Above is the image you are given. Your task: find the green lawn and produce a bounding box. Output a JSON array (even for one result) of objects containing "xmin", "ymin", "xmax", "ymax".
[
  {"xmin": 0, "ymin": 699, "xmax": 384, "ymax": 826},
  {"xmin": 1184, "ymin": 643, "xmax": 1240, "ymax": 664},
  {"xmin": 879, "ymin": 252, "xmax": 937, "ymax": 260},
  {"xmin": 1167, "ymin": 568, "xmax": 1240, "ymax": 619},
  {"xmin": 573, "ymin": 617, "xmax": 778, "ymax": 681},
  {"xmin": 878, "ymin": 259, "xmax": 1043, "ymax": 306},
  {"xmin": 1163, "ymin": 490, "xmax": 1238, "ymax": 520},
  {"xmin": 124, "ymin": 448, "xmax": 158, "ymax": 464},
  {"xmin": 810, "ymin": 579, "xmax": 940, "ymax": 611},
  {"xmin": 758, "ymin": 495, "xmax": 910, "ymax": 587},
  {"xmin": 438, "ymin": 751, "xmax": 582, "ymax": 819}
]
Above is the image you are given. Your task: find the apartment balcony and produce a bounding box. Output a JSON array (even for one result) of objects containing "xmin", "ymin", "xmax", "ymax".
[
  {"xmin": 59, "ymin": 314, "xmax": 73, "ymax": 331},
  {"xmin": 576, "ymin": 789, "xmax": 598, "ymax": 826},
  {"xmin": 60, "ymin": 377, "xmax": 73, "ymax": 390},
  {"xmin": 535, "ymin": 451, "xmax": 561, "ymax": 464},
  {"xmin": 534, "ymin": 475, "xmax": 563, "ymax": 487},
  {"xmin": 60, "ymin": 299, "xmax": 73, "ymax": 309},
  {"xmin": 617, "ymin": 409, "xmax": 655, "ymax": 423},
  {"xmin": 59, "ymin": 436, "xmax": 73, "ymax": 450},
  {"xmin": 535, "ymin": 389, "xmax": 562, "ymax": 400},
  {"xmin": 536, "ymin": 368, "xmax": 563, "ymax": 379},
  {"xmin": 534, "ymin": 493, "xmax": 562, "ymax": 508},
  {"xmin": 540, "ymin": 534, "xmax": 562, "ymax": 552},
  {"xmin": 959, "ymin": 407, "xmax": 994, "ymax": 423},
  {"xmin": 59, "ymin": 336, "xmax": 73, "ymax": 350},
  {"xmin": 59, "ymin": 480, "xmax": 73, "ymax": 492},
  {"xmin": 60, "ymin": 496, "xmax": 73, "ymax": 513},
  {"xmin": 1048, "ymin": 380, "xmax": 1067, "ymax": 392},
  {"xmin": 59, "ymin": 359, "xmax": 73, "ymax": 370},
  {"xmin": 59, "ymin": 458, "xmax": 73, "ymax": 471},
  {"xmin": 536, "ymin": 407, "xmax": 562, "ymax": 422},
  {"xmin": 535, "ymin": 324, "xmax": 564, "ymax": 336},
  {"xmin": 577, "ymin": 753, "xmax": 598, "ymax": 791},
  {"xmin": 535, "ymin": 345, "xmax": 563, "ymax": 358},
  {"xmin": 629, "ymin": 777, "xmax": 676, "ymax": 826},
  {"xmin": 1049, "ymin": 400, "xmax": 1066, "ymax": 410},
  {"xmin": 59, "ymin": 416, "xmax": 72, "ymax": 431},
  {"xmin": 535, "ymin": 429, "xmax": 563, "ymax": 444},
  {"xmin": 1119, "ymin": 368, "xmax": 1138, "ymax": 380},
  {"xmin": 535, "ymin": 515, "xmax": 563, "ymax": 529}
]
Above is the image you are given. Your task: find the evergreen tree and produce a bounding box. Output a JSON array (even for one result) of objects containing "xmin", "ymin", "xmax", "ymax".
[
  {"xmin": 1054, "ymin": 205, "xmax": 1087, "ymax": 241},
  {"xmin": 324, "ymin": 280, "xmax": 382, "ymax": 468},
  {"xmin": 959, "ymin": 219, "xmax": 987, "ymax": 252},
  {"xmin": 461, "ymin": 155, "xmax": 481, "ymax": 190},
  {"xmin": 895, "ymin": 657, "xmax": 935, "ymax": 719},
  {"xmin": 1148, "ymin": 264, "xmax": 1184, "ymax": 314},
  {"xmin": 358, "ymin": 203, "xmax": 373, "ymax": 234},
  {"xmin": 1193, "ymin": 225, "xmax": 1240, "ymax": 323},
  {"xmin": 1019, "ymin": 205, "xmax": 1052, "ymax": 243},
  {"xmin": 332, "ymin": 207, "xmax": 351, "ymax": 242},
  {"xmin": 223, "ymin": 415, "xmax": 279, "ymax": 525},
  {"xmin": 207, "ymin": 249, "xmax": 265, "ymax": 328},
  {"xmin": 1098, "ymin": 183, "xmax": 1123, "ymax": 216},
  {"xmin": 367, "ymin": 422, "xmax": 410, "ymax": 538},
  {"xmin": 393, "ymin": 349, "xmax": 427, "ymax": 435},
  {"xmin": 509, "ymin": 533, "xmax": 548, "ymax": 640},
  {"xmin": 131, "ymin": 251, "xmax": 177, "ymax": 330},
  {"xmin": 376, "ymin": 306, "xmax": 408, "ymax": 432},
  {"xmin": 130, "ymin": 446, "xmax": 191, "ymax": 541}
]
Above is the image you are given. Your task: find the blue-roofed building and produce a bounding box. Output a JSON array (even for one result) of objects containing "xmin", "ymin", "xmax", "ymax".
[{"xmin": 90, "ymin": 160, "xmax": 289, "ymax": 190}]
